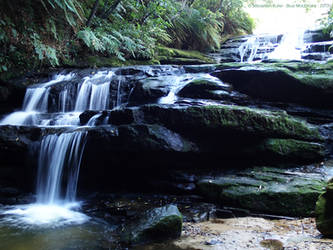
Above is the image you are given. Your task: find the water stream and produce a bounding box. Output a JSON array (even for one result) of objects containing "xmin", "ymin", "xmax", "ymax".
[{"xmin": 0, "ymin": 70, "xmax": 118, "ymax": 228}]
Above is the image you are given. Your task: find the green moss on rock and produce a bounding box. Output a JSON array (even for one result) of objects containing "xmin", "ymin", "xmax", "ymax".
[
  {"xmin": 123, "ymin": 205, "xmax": 183, "ymax": 245},
  {"xmin": 139, "ymin": 105, "xmax": 322, "ymax": 142},
  {"xmin": 256, "ymin": 138, "xmax": 325, "ymax": 163},
  {"xmin": 198, "ymin": 167, "xmax": 326, "ymax": 216},
  {"xmin": 156, "ymin": 46, "xmax": 215, "ymax": 65},
  {"xmin": 316, "ymin": 178, "xmax": 333, "ymax": 237},
  {"xmin": 213, "ymin": 61, "xmax": 333, "ymax": 108}
]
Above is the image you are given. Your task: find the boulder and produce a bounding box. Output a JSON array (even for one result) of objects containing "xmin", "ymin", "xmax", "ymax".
[
  {"xmin": 129, "ymin": 76, "xmax": 174, "ymax": 105},
  {"xmin": 198, "ymin": 166, "xmax": 327, "ymax": 216},
  {"xmin": 117, "ymin": 105, "xmax": 322, "ymax": 142},
  {"xmin": 0, "ymin": 125, "xmax": 41, "ymax": 165},
  {"xmin": 85, "ymin": 124, "xmax": 197, "ymax": 153},
  {"xmin": 0, "ymin": 80, "xmax": 26, "ymax": 114},
  {"xmin": 122, "ymin": 205, "xmax": 182, "ymax": 245},
  {"xmin": 178, "ymin": 78, "xmax": 232, "ymax": 100},
  {"xmin": 213, "ymin": 61, "xmax": 333, "ymax": 108},
  {"xmin": 316, "ymin": 178, "xmax": 333, "ymax": 237},
  {"xmin": 106, "ymin": 104, "xmax": 324, "ymax": 163},
  {"xmin": 303, "ymin": 29, "xmax": 332, "ymax": 43},
  {"xmin": 249, "ymin": 138, "xmax": 326, "ymax": 164}
]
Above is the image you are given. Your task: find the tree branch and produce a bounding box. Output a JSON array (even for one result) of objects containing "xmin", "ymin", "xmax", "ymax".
[{"xmin": 86, "ymin": 0, "xmax": 99, "ymax": 27}]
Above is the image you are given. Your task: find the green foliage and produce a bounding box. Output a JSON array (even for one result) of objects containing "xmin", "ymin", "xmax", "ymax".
[
  {"xmin": 167, "ymin": 0, "xmax": 254, "ymax": 51},
  {"xmin": 0, "ymin": 0, "xmax": 255, "ymax": 78},
  {"xmin": 323, "ymin": 6, "xmax": 333, "ymax": 38}
]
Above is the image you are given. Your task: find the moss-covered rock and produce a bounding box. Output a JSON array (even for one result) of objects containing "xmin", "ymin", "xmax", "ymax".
[
  {"xmin": 122, "ymin": 205, "xmax": 183, "ymax": 245},
  {"xmin": 106, "ymin": 105, "xmax": 324, "ymax": 164},
  {"xmin": 198, "ymin": 167, "xmax": 326, "ymax": 216},
  {"xmin": 316, "ymin": 178, "xmax": 333, "ymax": 237},
  {"xmin": 178, "ymin": 78, "xmax": 232, "ymax": 100},
  {"xmin": 212, "ymin": 61, "xmax": 333, "ymax": 108},
  {"xmin": 129, "ymin": 76, "xmax": 175, "ymax": 105},
  {"xmin": 253, "ymin": 138, "xmax": 326, "ymax": 164},
  {"xmin": 135, "ymin": 105, "xmax": 323, "ymax": 142},
  {"xmin": 156, "ymin": 46, "xmax": 215, "ymax": 65}
]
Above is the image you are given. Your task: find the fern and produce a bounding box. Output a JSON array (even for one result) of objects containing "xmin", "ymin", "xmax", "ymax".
[{"xmin": 31, "ymin": 33, "xmax": 59, "ymax": 66}]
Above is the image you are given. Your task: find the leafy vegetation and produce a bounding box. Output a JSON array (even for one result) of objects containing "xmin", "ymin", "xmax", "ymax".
[{"xmin": 0, "ymin": 0, "xmax": 255, "ymax": 79}]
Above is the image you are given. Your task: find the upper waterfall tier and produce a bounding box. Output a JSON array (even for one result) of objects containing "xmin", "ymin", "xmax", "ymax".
[
  {"xmin": 212, "ymin": 28, "xmax": 333, "ymax": 63},
  {"xmin": 0, "ymin": 65, "xmax": 188, "ymax": 127}
]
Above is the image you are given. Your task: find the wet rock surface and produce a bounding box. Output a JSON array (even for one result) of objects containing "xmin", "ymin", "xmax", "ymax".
[
  {"xmin": 197, "ymin": 165, "xmax": 328, "ymax": 216},
  {"xmin": 1, "ymin": 60, "xmax": 333, "ymax": 249},
  {"xmin": 122, "ymin": 205, "xmax": 183, "ymax": 245},
  {"xmin": 213, "ymin": 61, "xmax": 333, "ymax": 108},
  {"xmin": 316, "ymin": 178, "xmax": 333, "ymax": 237}
]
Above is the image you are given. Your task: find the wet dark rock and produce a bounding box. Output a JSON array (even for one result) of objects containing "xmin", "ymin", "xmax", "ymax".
[
  {"xmin": 213, "ymin": 61, "xmax": 333, "ymax": 108},
  {"xmin": 303, "ymin": 29, "xmax": 332, "ymax": 43},
  {"xmin": 303, "ymin": 41, "xmax": 333, "ymax": 53},
  {"xmin": 104, "ymin": 104, "xmax": 325, "ymax": 166},
  {"xmin": 301, "ymin": 53, "xmax": 333, "ymax": 61},
  {"xmin": 246, "ymin": 138, "xmax": 326, "ymax": 164},
  {"xmin": 122, "ymin": 205, "xmax": 182, "ymax": 245},
  {"xmin": 178, "ymin": 78, "xmax": 232, "ymax": 100},
  {"xmin": 183, "ymin": 65, "xmax": 217, "ymax": 73},
  {"xmin": 316, "ymin": 178, "xmax": 333, "ymax": 237},
  {"xmin": 0, "ymin": 125, "xmax": 41, "ymax": 165},
  {"xmin": 135, "ymin": 104, "xmax": 322, "ymax": 143},
  {"xmin": 85, "ymin": 124, "xmax": 197, "ymax": 153},
  {"xmin": 198, "ymin": 166, "xmax": 327, "ymax": 216},
  {"xmin": 0, "ymin": 80, "xmax": 26, "ymax": 114},
  {"xmin": 114, "ymin": 65, "xmax": 182, "ymax": 77},
  {"xmin": 129, "ymin": 77, "xmax": 173, "ymax": 105}
]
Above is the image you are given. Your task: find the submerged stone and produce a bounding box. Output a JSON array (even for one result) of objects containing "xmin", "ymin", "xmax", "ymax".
[{"xmin": 122, "ymin": 205, "xmax": 183, "ymax": 245}]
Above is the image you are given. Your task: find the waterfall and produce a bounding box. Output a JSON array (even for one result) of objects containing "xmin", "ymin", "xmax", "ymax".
[
  {"xmin": 238, "ymin": 36, "xmax": 260, "ymax": 62},
  {"xmin": 268, "ymin": 29, "xmax": 305, "ymax": 60},
  {"xmin": 116, "ymin": 78, "xmax": 122, "ymax": 107},
  {"xmin": 74, "ymin": 71, "xmax": 113, "ymax": 111},
  {"xmin": 36, "ymin": 131, "xmax": 87, "ymax": 205},
  {"xmin": 237, "ymin": 30, "xmax": 306, "ymax": 62},
  {"xmin": 0, "ymin": 70, "xmax": 114, "ymax": 127}
]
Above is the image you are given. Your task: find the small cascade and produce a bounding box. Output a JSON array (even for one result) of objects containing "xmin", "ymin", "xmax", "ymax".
[
  {"xmin": 74, "ymin": 71, "xmax": 113, "ymax": 111},
  {"xmin": 2, "ymin": 130, "xmax": 89, "ymax": 227},
  {"xmin": 116, "ymin": 79, "xmax": 122, "ymax": 107},
  {"xmin": 238, "ymin": 36, "xmax": 260, "ymax": 62},
  {"xmin": 237, "ymin": 34, "xmax": 281, "ymax": 62},
  {"xmin": 268, "ymin": 29, "xmax": 305, "ymax": 60},
  {"xmin": 0, "ymin": 70, "xmax": 115, "ymax": 127},
  {"xmin": 236, "ymin": 29, "xmax": 311, "ymax": 62},
  {"xmin": 36, "ymin": 131, "xmax": 87, "ymax": 204}
]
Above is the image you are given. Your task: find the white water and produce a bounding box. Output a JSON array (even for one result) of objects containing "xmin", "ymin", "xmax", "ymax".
[
  {"xmin": 268, "ymin": 29, "xmax": 305, "ymax": 60},
  {"xmin": 1, "ymin": 203, "xmax": 88, "ymax": 228},
  {"xmin": 75, "ymin": 71, "xmax": 113, "ymax": 111},
  {"xmin": 0, "ymin": 131, "xmax": 89, "ymax": 228},
  {"xmin": 36, "ymin": 131, "xmax": 87, "ymax": 204},
  {"xmin": 238, "ymin": 36, "xmax": 260, "ymax": 62},
  {"xmin": 0, "ymin": 70, "xmax": 115, "ymax": 127},
  {"xmin": 159, "ymin": 74, "xmax": 228, "ymax": 104},
  {"xmin": 0, "ymin": 70, "xmax": 117, "ymax": 227},
  {"xmin": 238, "ymin": 29, "xmax": 306, "ymax": 62}
]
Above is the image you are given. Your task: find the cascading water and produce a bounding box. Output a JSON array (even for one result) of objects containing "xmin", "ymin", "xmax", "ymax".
[
  {"xmin": 237, "ymin": 29, "xmax": 307, "ymax": 62},
  {"xmin": 0, "ymin": 70, "xmax": 114, "ymax": 127},
  {"xmin": 268, "ymin": 29, "xmax": 305, "ymax": 60},
  {"xmin": 0, "ymin": 69, "xmax": 119, "ymax": 227},
  {"xmin": 36, "ymin": 131, "xmax": 87, "ymax": 204}
]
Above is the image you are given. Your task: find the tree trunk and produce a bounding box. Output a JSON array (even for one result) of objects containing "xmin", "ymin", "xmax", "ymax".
[
  {"xmin": 101, "ymin": 0, "xmax": 122, "ymax": 19},
  {"xmin": 86, "ymin": 0, "xmax": 100, "ymax": 27}
]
